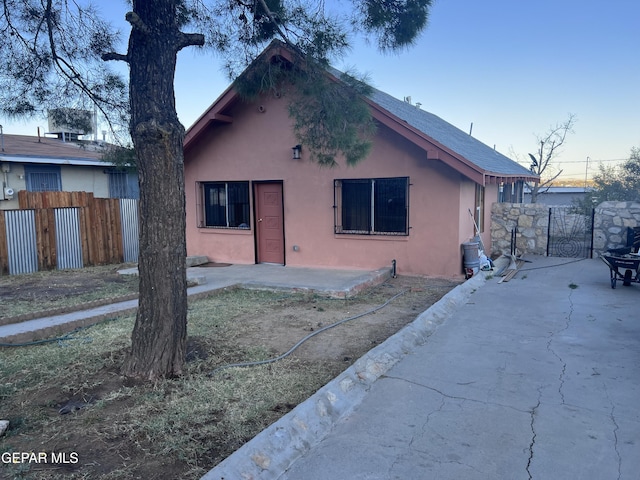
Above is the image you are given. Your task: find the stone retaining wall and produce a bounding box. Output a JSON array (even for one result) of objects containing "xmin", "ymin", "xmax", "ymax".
[
  {"xmin": 491, "ymin": 201, "xmax": 640, "ymax": 257},
  {"xmin": 490, "ymin": 203, "xmax": 548, "ymax": 256},
  {"xmin": 593, "ymin": 201, "xmax": 640, "ymax": 255}
]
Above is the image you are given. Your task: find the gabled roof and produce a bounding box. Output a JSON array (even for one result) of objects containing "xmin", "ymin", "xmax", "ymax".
[
  {"xmin": 0, "ymin": 134, "xmax": 109, "ymax": 167},
  {"xmin": 185, "ymin": 41, "xmax": 538, "ymax": 186},
  {"xmin": 366, "ymin": 89, "xmax": 536, "ymax": 183}
]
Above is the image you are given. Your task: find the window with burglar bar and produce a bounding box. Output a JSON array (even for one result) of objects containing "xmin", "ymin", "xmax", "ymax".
[
  {"xmin": 25, "ymin": 165, "xmax": 62, "ymax": 192},
  {"xmin": 109, "ymin": 170, "xmax": 140, "ymax": 199},
  {"xmin": 334, "ymin": 177, "xmax": 409, "ymax": 235},
  {"xmin": 200, "ymin": 181, "xmax": 250, "ymax": 229}
]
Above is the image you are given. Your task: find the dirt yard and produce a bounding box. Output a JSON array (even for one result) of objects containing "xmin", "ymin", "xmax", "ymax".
[
  {"xmin": 0, "ymin": 265, "xmax": 140, "ymax": 321},
  {"xmin": 0, "ymin": 267, "xmax": 459, "ymax": 479}
]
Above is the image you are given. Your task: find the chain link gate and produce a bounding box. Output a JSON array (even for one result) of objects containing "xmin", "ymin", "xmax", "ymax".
[{"xmin": 547, "ymin": 206, "xmax": 595, "ymax": 258}]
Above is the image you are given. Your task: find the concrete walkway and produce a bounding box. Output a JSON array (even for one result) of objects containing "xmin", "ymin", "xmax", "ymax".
[
  {"xmin": 0, "ymin": 263, "xmax": 390, "ymax": 344},
  {"xmin": 203, "ymin": 256, "xmax": 639, "ymax": 480}
]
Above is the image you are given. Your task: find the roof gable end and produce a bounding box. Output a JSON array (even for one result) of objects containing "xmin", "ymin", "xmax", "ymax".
[{"xmin": 185, "ymin": 42, "xmax": 538, "ymax": 184}]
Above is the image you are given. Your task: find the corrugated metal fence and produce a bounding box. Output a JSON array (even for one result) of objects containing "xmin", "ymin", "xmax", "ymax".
[
  {"xmin": 4, "ymin": 210, "xmax": 38, "ymax": 275},
  {"xmin": 120, "ymin": 198, "xmax": 140, "ymax": 263},
  {"xmin": 54, "ymin": 207, "xmax": 84, "ymax": 270},
  {"xmin": 0, "ymin": 193, "xmax": 139, "ymax": 275}
]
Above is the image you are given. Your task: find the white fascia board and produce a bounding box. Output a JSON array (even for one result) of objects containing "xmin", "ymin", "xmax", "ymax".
[{"xmin": 0, "ymin": 154, "xmax": 114, "ymax": 167}]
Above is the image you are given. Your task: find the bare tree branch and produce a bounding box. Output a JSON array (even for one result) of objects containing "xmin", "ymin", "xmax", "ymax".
[{"xmin": 527, "ymin": 113, "xmax": 576, "ymax": 202}]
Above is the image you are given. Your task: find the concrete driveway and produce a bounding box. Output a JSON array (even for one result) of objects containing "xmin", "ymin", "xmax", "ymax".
[{"xmin": 205, "ymin": 256, "xmax": 640, "ymax": 479}]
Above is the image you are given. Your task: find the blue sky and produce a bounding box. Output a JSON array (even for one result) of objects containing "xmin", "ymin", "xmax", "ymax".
[{"xmin": 3, "ymin": 0, "xmax": 638, "ymax": 182}]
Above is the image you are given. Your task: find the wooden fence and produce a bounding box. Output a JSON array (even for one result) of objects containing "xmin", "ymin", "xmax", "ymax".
[{"xmin": 0, "ymin": 191, "xmax": 135, "ymax": 275}]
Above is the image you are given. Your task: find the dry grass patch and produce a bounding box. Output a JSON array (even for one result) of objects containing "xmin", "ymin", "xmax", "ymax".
[
  {"xmin": 0, "ymin": 265, "xmax": 139, "ymax": 320},
  {"xmin": 0, "ymin": 276, "xmax": 458, "ymax": 479}
]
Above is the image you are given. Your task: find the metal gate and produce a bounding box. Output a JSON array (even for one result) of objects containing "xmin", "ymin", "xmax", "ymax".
[{"xmin": 547, "ymin": 206, "xmax": 595, "ymax": 258}]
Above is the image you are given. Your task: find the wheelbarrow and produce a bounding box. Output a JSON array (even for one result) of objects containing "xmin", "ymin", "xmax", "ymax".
[{"xmin": 601, "ymin": 252, "xmax": 640, "ymax": 288}]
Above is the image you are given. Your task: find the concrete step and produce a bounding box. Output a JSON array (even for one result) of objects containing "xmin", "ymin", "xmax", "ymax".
[{"xmin": 186, "ymin": 255, "xmax": 209, "ymax": 267}]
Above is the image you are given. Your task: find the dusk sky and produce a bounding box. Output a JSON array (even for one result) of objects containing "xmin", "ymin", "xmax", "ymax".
[{"xmin": 3, "ymin": 0, "xmax": 638, "ymax": 183}]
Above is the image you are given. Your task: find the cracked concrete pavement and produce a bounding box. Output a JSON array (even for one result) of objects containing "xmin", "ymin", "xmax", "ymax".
[{"xmin": 220, "ymin": 256, "xmax": 638, "ymax": 480}]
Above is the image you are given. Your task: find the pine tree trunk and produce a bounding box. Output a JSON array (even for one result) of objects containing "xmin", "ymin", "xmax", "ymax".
[{"xmin": 122, "ymin": 0, "xmax": 188, "ymax": 379}]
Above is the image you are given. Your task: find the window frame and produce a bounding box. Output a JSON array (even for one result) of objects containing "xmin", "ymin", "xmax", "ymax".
[
  {"xmin": 474, "ymin": 183, "xmax": 485, "ymax": 234},
  {"xmin": 198, "ymin": 181, "xmax": 250, "ymax": 229},
  {"xmin": 108, "ymin": 169, "xmax": 139, "ymax": 199},
  {"xmin": 24, "ymin": 165, "xmax": 62, "ymax": 192},
  {"xmin": 334, "ymin": 177, "xmax": 409, "ymax": 236},
  {"xmin": 498, "ymin": 181, "xmax": 524, "ymax": 203}
]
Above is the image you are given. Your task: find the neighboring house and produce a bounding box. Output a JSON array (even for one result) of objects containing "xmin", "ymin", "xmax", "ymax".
[
  {"xmin": 523, "ymin": 186, "xmax": 590, "ymax": 206},
  {"xmin": 0, "ymin": 133, "xmax": 138, "ymax": 209},
  {"xmin": 183, "ymin": 42, "xmax": 538, "ymax": 277}
]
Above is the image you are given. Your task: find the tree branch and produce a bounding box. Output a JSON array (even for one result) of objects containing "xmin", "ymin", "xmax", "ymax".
[
  {"xmin": 539, "ymin": 169, "xmax": 563, "ymax": 189},
  {"xmin": 40, "ymin": 0, "xmax": 125, "ymax": 117},
  {"xmin": 255, "ymin": 0, "xmax": 299, "ymax": 52},
  {"xmin": 102, "ymin": 52, "xmax": 129, "ymax": 62},
  {"xmin": 176, "ymin": 32, "xmax": 205, "ymax": 51},
  {"xmin": 125, "ymin": 11, "xmax": 150, "ymax": 35}
]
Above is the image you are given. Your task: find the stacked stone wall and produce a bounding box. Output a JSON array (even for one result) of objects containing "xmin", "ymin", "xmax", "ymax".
[
  {"xmin": 490, "ymin": 203, "xmax": 548, "ymax": 257},
  {"xmin": 491, "ymin": 201, "xmax": 640, "ymax": 258},
  {"xmin": 593, "ymin": 201, "xmax": 640, "ymax": 255}
]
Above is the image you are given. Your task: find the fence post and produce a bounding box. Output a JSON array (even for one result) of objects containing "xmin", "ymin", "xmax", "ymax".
[
  {"xmin": 589, "ymin": 207, "xmax": 595, "ymax": 259},
  {"xmin": 546, "ymin": 208, "xmax": 551, "ymax": 257},
  {"xmin": 0, "ymin": 211, "xmax": 8, "ymax": 274}
]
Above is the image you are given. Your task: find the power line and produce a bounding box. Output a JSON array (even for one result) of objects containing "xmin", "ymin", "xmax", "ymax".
[
  {"xmin": 517, "ymin": 158, "xmax": 627, "ymax": 170},
  {"xmin": 558, "ymin": 158, "xmax": 627, "ymax": 164}
]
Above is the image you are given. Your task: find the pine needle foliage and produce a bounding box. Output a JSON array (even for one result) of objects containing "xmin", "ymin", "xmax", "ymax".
[
  {"xmin": 356, "ymin": 0, "xmax": 433, "ymax": 51},
  {"xmin": 288, "ymin": 69, "xmax": 375, "ymax": 167},
  {"xmin": 235, "ymin": 47, "xmax": 376, "ymax": 167}
]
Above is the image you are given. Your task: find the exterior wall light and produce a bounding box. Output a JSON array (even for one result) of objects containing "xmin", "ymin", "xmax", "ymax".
[{"xmin": 292, "ymin": 144, "xmax": 301, "ymax": 160}]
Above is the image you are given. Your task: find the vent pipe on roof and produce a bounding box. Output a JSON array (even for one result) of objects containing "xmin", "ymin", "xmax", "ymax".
[{"xmin": 469, "ymin": 122, "xmax": 473, "ymax": 136}]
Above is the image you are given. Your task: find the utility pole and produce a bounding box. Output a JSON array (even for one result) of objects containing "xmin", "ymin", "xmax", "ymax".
[{"xmin": 584, "ymin": 156, "xmax": 590, "ymax": 189}]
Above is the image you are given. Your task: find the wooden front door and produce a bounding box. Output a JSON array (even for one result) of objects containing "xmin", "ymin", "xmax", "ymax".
[{"xmin": 255, "ymin": 182, "xmax": 285, "ymax": 264}]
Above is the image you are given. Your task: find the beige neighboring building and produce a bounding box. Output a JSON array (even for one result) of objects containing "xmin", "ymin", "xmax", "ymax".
[{"xmin": 0, "ymin": 133, "xmax": 138, "ymax": 209}]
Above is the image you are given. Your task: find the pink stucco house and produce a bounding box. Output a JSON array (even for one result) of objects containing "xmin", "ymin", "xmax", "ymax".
[{"xmin": 183, "ymin": 43, "xmax": 537, "ymax": 277}]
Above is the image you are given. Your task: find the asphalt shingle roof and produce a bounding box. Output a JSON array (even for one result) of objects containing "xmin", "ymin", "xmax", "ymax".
[
  {"xmin": 368, "ymin": 88, "xmax": 533, "ymax": 177},
  {"xmin": 0, "ymin": 134, "xmax": 108, "ymax": 166}
]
